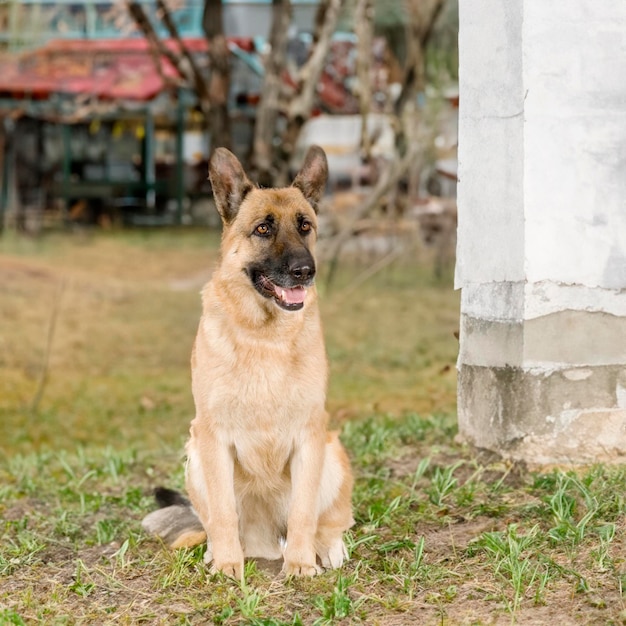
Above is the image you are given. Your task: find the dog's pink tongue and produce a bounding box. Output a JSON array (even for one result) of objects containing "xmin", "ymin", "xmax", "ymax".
[{"xmin": 280, "ymin": 286, "xmax": 307, "ymax": 304}]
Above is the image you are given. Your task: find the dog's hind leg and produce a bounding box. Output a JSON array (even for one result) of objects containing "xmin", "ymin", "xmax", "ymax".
[
  {"xmin": 314, "ymin": 433, "xmax": 354, "ymax": 569},
  {"xmin": 315, "ymin": 526, "xmax": 349, "ymax": 569},
  {"xmin": 282, "ymin": 430, "xmax": 327, "ymax": 576}
]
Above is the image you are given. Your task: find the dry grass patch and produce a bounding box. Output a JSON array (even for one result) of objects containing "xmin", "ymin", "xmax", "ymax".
[{"xmin": 2, "ymin": 230, "xmax": 626, "ymax": 625}]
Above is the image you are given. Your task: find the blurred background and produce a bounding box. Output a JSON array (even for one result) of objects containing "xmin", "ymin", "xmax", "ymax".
[
  {"xmin": 0, "ymin": 0, "xmax": 460, "ymax": 456},
  {"xmin": 0, "ymin": 0, "xmax": 458, "ymax": 233}
]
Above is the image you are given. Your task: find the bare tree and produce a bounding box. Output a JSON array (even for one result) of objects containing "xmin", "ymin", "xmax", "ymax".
[
  {"xmin": 278, "ymin": 0, "xmax": 342, "ymax": 185},
  {"xmin": 126, "ymin": 0, "xmax": 231, "ymax": 151},
  {"xmin": 126, "ymin": 0, "xmax": 341, "ymax": 180},
  {"xmin": 325, "ymin": 0, "xmax": 445, "ymax": 285},
  {"xmin": 252, "ymin": 0, "xmax": 343, "ymax": 186},
  {"xmin": 125, "ymin": 0, "xmax": 444, "ymax": 197}
]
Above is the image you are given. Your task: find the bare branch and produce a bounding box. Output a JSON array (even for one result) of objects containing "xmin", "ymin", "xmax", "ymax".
[
  {"xmin": 395, "ymin": 0, "xmax": 444, "ymax": 115},
  {"xmin": 290, "ymin": 0, "xmax": 341, "ymax": 118},
  {"xmin": 312, "ymin": 0, "xmax": 330, "ymax": 45},
  {"xmin": 271, "ymin": 0, "xmax": 342, "ymax": 184},
  {"xmin": 126, "ymin": 1, "xmax": 189, "ymax": 84},
  {"xmin": 31, "ymin": 278, "xmax": 66, "ymax": 413},
  {"xmin": 156, "ymin": 0, "xmax": 212, "ymax": 108},
  {"xmin": 324, "ymin": 143, "xmax": 421, "ymax": 287}
]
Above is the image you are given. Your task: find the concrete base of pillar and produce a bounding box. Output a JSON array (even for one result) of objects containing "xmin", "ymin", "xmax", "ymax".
[
  {"xmin": 458, "ymin": 363, "xmax": 626, "ymax": 465},
  {"xmin": 457, "ymin": 304, "xmax": 626, "ymax": 465}
]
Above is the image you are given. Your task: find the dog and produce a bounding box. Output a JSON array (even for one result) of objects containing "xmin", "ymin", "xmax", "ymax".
[{"xmin": 142, "ymin": 145, "xmax": 354, "ymax": 580}]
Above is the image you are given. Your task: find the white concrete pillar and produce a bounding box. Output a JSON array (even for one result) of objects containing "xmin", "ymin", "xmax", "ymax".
[{"xmin": 456, "ymin": 1, "xmax": 626, "ymax": 464}]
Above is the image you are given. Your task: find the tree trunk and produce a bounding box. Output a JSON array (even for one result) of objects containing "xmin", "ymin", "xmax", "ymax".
[
  {"xmin": 203, "ymin": 0, "xmax": 231, "ymax": 151},
  {"xmin": 274, "ymin": 0, "xmax": 343, "ymax": 186},
  {"xmin": 354, "ymin": 0, "xmax": 374, "ymax": 160},
  {"xmin": 252, "ymin": 0, "xmax": 292, "ymax": 186},
  {"xmin": 395, "ymin": 0, "xmax": 444, "ymax": 197}
]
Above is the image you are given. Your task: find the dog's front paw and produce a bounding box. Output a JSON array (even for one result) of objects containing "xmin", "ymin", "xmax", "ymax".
[
  {"xmin": 211, "ymin": 559, "xmax": 244, "ymax": 580},
  {"xmin": 206, "ymin": 544, "xmax": 244, "ymax": 580},
  {"xmin": 282, "ymin": 560, "xmax": 323, "ymax": 577},
  {"xmin": 282, "ymin": 542, "xmax": 321, "ymax": 576}
]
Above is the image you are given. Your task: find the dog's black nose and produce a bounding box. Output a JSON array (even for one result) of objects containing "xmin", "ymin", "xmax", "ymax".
[{"xmin": 289, "ymin": 261, "xmax": 315, "ymax": 281}]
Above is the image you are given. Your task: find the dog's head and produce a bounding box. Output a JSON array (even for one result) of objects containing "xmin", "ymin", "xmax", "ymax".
[{"xmin": 209, "ymin": 146, "xmax": 328, "ymax": 312}]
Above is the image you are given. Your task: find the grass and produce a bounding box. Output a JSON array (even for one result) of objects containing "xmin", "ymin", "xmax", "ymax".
[{"xmin": 1, "ymin": 228, "xmax": 626, "ymax": 624}]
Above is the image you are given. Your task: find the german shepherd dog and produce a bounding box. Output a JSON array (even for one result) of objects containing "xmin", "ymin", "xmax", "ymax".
[{"xmin": 142, "ymin": 146, "xmax": 354, "ymax": 580}]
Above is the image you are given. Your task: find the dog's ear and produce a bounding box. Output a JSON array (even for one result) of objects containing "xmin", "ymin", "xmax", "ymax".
[
  {"xmin": 208, "ymin": 148, "xmax": 254, "ymax": 224},
  {"xmin": 292, "ymin": 145, "xmax": 328, "ymax": 213}
]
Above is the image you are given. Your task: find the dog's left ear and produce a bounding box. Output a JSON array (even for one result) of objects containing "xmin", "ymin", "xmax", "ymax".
[
  {"xmin": 209, "ymin": 148, "xmax": 255, "ymax": 224},
  {"xmin": 292, "ymin": 145, "xmax": 328, "ymax": 213}
]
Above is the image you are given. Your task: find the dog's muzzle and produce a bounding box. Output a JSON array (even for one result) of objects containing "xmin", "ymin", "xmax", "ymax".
[
  {"xmin": 250, "ymin": 255, "xmax": 316, "ymax": 311},
  {"xmin": 254, "ymin": 273, "xmax": 314, "ymax": 311}
]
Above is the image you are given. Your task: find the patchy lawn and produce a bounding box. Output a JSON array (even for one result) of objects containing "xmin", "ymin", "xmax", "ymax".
[{"xmin": 1, "ymin": 229, "xmax": 625, "ymax": 625}]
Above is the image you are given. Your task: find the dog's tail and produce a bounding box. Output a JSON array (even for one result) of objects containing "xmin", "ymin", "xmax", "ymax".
[{"xmin": 141, "ymin": 487, "xmax": 207, "ymax": 549}]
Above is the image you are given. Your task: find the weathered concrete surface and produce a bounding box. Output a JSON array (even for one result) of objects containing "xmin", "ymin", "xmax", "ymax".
[
  {"xmin": 456, "ymin": 3, "xmax": 626, "ymax": 292},
  {"xmin": 458, "ymin": 364, "xmax": 626, "ymax": 465},
  {"xmin": 458, "ymin": 305, "xmax": 626, "ymax": 463},
  {"xmin": 461, "ymin": 311, "xmax": 626, "ymax": 368},
  {"xmin": 456, "ymin": 2, "xmax": 626, "ymax": 464}
]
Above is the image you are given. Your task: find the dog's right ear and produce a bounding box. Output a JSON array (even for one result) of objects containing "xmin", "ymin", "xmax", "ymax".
[{"xmin": 208, "ymin": 148, "xmax": 254, "ymax": 224}]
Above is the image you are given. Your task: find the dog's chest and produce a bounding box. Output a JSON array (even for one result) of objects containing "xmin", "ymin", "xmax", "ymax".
[
  {"xmin": 199, "ymin": 333, "xmax": 319, "ymax": 488},
  {"xmin": 212, "ymin": 354, "xmax": 320, "ymax": 428},
  {"xmin": 233, "ymin": 431, "xmax": 293, "ymax": 489},
  {"xmin": 194, "ymin": 316, "xmax": 326, "ymax": 431}
]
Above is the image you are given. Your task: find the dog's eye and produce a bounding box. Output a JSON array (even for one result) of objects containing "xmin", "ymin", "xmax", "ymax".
[
  {"xmin": 300, "ymin": 221, "xmax": 312, "ymax": 234},
  {"xmin": 255, "ymin": 223, "xmax": 270, "ymax": 236}
]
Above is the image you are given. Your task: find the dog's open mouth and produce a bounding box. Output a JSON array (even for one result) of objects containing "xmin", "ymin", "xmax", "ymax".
[{"xmin": 254, "ymin": 273, "xmax": 308, "ymax": 311}]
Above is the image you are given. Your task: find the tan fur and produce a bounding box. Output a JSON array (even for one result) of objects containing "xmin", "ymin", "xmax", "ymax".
[
  {"xmin": 170, "ymin": 530, "xmax": 209, "ymax": 550},
  {"xmin": 183, "ymin": 147, "xmax": 354, "ymax": 580}
]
